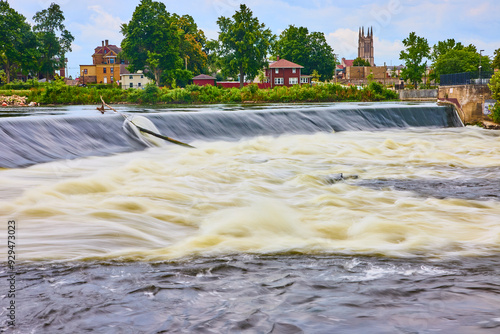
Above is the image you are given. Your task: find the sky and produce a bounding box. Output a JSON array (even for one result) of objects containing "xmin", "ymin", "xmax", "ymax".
[{"xmin": 10, "ymin": 0, "xmax": 500, "ymax": 78}]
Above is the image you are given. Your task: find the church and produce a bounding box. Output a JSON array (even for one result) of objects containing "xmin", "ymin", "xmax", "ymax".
[
  {"xmin": 338, "ymin": 27, "xmax": 389, "ymax": 82},
  {"xmin": 358, "ymin": 26, "xmax": 374, "ymax": 66}
]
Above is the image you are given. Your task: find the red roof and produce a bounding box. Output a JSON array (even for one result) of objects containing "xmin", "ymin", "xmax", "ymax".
[
  {"xmin": 193, "ymin": 74, "xmax": 216, "ymax": 80},
  {"xmin": 343, "ymin": 59, "xmax": 354, "ymax": 67},
  {"xmin": 268, "ymin": 59, "xmax": 304, "ymax": 69},
  {"xmin": 94, "ymin": 45, "xmax": 122, "ymax": 56}
]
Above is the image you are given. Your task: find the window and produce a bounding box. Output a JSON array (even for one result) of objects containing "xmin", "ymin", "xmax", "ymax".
[
  {"xmin": 138, "ymin": 83, "xmax": 142, "ymax": 87},
  {"xmin": 301, "ymin": 77, "xmax": 309, "ymax": 84},
  {"xmin": 83, "ymin": 69, "xmax": 88, "ymax": 74},
  {"xmin": 130, "ymin": 83, "xmax": 133, "ymax": 88},
  {"xmin": 274, "ymin": 77, "xmax": 284, "ymax": 85},
  {"xmin": 292, "ymin": 68, "xmax": 296, "ymax": 74},
  {"xmin": 141, "ymin": 75, "xmax": 143, "ymax": 79},
  {"xmin": 103, "ymin": 68, "xmax": 107, "ymax": 73},
  {"xmin": 110, "ymin": 59, "xmax": 114, "ymax": 64},
  {"xmin": 289, "ymin": 77, "xmax": 298, "ymax": 85},
  {"xmin": 275, "ymin": 68, "xmax": 279, "ymax": 74},
  {"xmin": 110, "ymin": 67, "xmax": 114, "ymax": 73},
  {"xmin": 129, "ymin": 75, "xmax": 133, "ymax": 79}
]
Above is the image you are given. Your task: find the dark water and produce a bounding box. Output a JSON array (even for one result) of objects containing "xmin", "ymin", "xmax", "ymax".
[
  {"xmin": 2, "ymin": 103, "xmax": 500, "ymax": 333},
  {"xmin": 356, "ymin": 177, "xmax": 500, "ymax": 201},
  {"xmin": 3, "ymin": 255, "xmax": 500, "ymax": 333}
]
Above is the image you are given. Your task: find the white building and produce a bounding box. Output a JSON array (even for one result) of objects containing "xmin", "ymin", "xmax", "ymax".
[{"xmin": 120, "ymin": 70, "xmax": 152, "ymax": 89}]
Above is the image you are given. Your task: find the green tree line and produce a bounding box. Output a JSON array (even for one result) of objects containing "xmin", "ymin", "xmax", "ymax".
[
  {"xmin": 122, "ymin": 2, "xmax": 338, "ymax": 88},
  {"xmin": 399, "ymin": 33, "xmax": 498, "ymax": 86},
  {"xmin": 0, "ymin": 1, "xmax": 73, "ymax": 84}
]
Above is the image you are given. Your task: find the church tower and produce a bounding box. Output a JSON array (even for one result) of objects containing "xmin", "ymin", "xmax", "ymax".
[{"xmin": 358, "ymin": 27, "xmax": 374, "ymax": 66}]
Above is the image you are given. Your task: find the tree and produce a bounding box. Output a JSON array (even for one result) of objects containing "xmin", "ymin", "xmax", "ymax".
[
  {"xmin": 399, "ymin": 32, "xmax": 430, "ymax": 88},
  {"xmin": 274, "ymin": 25, "xmax": 337, "ymax": 80},
  {"xmin": 353, "ymin": 57, "xmax": 371, "ymax": 67},
  {"xmin": 204, "ymin": 39, "xmax": 222, "ymax": 77},
  {"xmin": 429, "ymin": 39, "xmax": 478, "ymax": 81},
  {"xmin": 33, "ymin": 2, "xmax": 74, "ymax": 80},
  {"xmin": 274, "ymin": 25, "xmax": 309, "ymax": 70},
  {"xmin": 121, "ymin": 0, "xmax": 181, "ymax": 86},
  {"xmin": 431, "ymin": 39, "xmax": 466, "ymax": 62},
  {"xmin": 488, "ymin": 71, "xmax": 500, "ymax": 123},
  {"xmin": 172, "ymin": 14, "xmax": 207, "ymax": 77},
  {"xmin": 492, "ymin": 48, "xmax": 500, "ymax": 70},
  {"xmin": 433, "ymin": 49, "xmax": 491, "ymax": 79},
  {"xmin": 307, "ymin": 31, "xmax": 337, "ymax": 81},
  {"xmin": 311, "ymin": 69, "xmax": 321, "ymax": 83},
  {"xmin": 0, "ymin": 1, "xmax": 37, "ymax": 83},
  {"xmin": 217, "ymin": 4, "xmax": 273, "ymax": 88}
]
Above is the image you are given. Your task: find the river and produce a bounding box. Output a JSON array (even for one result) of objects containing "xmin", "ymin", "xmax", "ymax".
[{"xmin": 1, "ymin": 102, "xmax": 499, "ymax": 333}]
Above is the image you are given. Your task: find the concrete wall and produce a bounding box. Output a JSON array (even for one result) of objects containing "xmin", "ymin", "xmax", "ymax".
[
  {"xmin": 438, "ymin": 85, "xmax": 492, "ymax": 124},
  {"xmin": 346, "ymin": 66, "xmax": 386, "ymax": 80},
  {"xmin": 399, "ymin": 89, "xmax": 438, "ymax": 100}
]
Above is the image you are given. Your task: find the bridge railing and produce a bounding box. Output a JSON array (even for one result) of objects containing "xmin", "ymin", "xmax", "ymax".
[{"xmin": 440, "ymin": 71, "xmax": 493, "ymax": 86}]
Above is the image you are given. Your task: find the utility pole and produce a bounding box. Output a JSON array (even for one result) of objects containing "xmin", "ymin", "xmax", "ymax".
[{"xmin": 479, "ymin": 50, "xmax": 484, "ymax": 84}]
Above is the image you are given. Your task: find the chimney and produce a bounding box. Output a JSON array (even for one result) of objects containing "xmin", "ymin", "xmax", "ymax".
[
  {"xmin": 105, "ymin": 40, "xmax": 109, "ymax": 46},
  {"xmin": 102, "ymin": 41, "xmax": 104, "ymax": 47},
  {"xmin": 277, "ymin": 56, "xmax": 280, "ymax": 61}
]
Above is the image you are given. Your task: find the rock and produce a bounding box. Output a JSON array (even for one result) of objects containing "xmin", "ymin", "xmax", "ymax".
[
  {"xmin": 0, "ymin": 95, "xmax": 28, "ymax": 106},
  {"xmin": 323, "ymin": 173, "xmax": 359, "ymax": 184}
]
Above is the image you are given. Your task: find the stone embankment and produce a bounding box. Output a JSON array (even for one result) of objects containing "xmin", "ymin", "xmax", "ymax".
[{"xmin": 1, "ymin": 95, "xmax": 38, "ymax": 107}]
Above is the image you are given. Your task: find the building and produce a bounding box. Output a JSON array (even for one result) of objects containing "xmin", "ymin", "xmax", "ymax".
[
  {"xmin": 265, "ymin": 58, "xmax": 311, "ymax": 88},
  {"xmin": 386, "ymin": 65, "xmax": 404, "ymax": 78},
  {"xmin": 346, "ymin": 66, "xmax": 386, "ymax": 80},
  {"xmin": 79, "ymin": 40, "xmax": 129, "ymax": 85},
  {"xmin": 192, "ymin": 74, "xmax": 216, "ymax": 86},
  {"xmin": 120, "ymin": 71, "xmax": 152, "ymax": 89},
  {"xmin": 358, "ymin": 27, "xmax": 374, "ymax": 66}
]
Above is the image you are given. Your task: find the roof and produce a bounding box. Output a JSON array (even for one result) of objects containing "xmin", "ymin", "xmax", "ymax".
[
  {"xmin": 193, "ymin": 74, "xmax": 216, "ymax": 80},
  {"xmin": 120, "ymin": 64, "xmax": 130, "ymax": 75},
  {"xmin": 93, "ymin": 45, "xmax": 122, "ymax": 56},
  {"xmin": 268, "ymin": 59, "xmax": 304, "ymax": 69},
  {"xmin": 342, "ymin": 59, "xmax": 354, "ymax": 67}
]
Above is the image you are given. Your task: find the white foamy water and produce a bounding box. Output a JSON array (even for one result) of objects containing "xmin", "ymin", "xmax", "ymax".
[{"xmin": 2, "ymin": 126, "xmax": 500, "ymax": 261}]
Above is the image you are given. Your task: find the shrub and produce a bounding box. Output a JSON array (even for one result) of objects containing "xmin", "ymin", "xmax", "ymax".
[{"xmin": 488, "ymin": 71, "xmax": 500, "ymax": 123}]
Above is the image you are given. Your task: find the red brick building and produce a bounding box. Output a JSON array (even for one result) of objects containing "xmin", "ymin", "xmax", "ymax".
[{"xmin": 265, "ymin": 58, "xmax": 311, "ymax": 88}]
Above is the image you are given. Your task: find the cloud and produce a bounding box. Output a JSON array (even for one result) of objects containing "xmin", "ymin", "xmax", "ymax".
[
  {"xmin": 326, "ymin": 28, "xmax": 404, "ymax": 66},
  {"xmin": 326, "ymin": 29, "xmax": 359, "ymax": 60},
  {"xmin": 373, "ymin": 37, "xmax": 404, "ymax": 66},
  {"xmin": 70, "ymin": 43, "xmax": 82, "ymax": 53},
  {"xmin": 75, "ymin": 5, "xmax": 125, "ymax": 44}
]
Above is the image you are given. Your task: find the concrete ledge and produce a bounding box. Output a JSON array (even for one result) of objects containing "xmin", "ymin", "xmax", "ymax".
[{"xmin": 400, "ymin": 89, "xmax": 438, "ymax": 100}]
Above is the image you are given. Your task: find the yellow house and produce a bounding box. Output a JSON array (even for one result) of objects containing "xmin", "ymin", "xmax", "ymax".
[{"xmin": 79, "ymin": 40, "xmax": 128, "ymax": 85}]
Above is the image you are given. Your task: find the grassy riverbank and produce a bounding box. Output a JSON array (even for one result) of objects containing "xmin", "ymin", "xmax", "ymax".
[{"xmin": 2, "ymin": 80, "xmax": 398, "ymax": 105}]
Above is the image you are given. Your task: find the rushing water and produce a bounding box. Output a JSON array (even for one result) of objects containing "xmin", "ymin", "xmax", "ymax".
[{"xmin": 1, "ymin": 103, "xmax": 500, "ymax": 333}]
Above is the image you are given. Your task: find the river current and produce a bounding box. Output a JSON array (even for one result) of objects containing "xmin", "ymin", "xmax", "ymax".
[{"xmin": 1, "ymin": 103, "xmax": 499, "ymax": 333}]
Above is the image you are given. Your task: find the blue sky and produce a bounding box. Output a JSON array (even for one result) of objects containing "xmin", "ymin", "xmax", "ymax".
[{"xmin": 11, "ymin": 0, "xmax": 500, "ymax": 78}]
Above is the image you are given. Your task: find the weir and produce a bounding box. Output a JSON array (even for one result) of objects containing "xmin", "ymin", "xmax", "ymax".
[{"xmin": 0, "ymin": 103, "xmax": 461, "ymax": 168}]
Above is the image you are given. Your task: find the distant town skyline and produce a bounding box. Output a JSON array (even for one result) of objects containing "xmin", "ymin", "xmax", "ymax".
[{"xmin": 11, "ymin": 0, "xmax": 500, "ymax": 78}]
